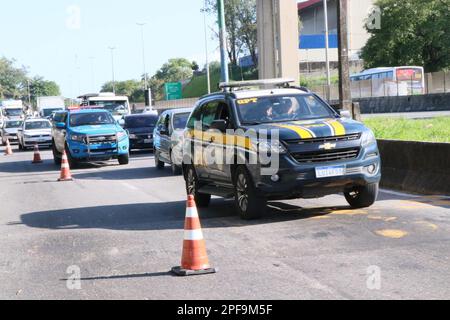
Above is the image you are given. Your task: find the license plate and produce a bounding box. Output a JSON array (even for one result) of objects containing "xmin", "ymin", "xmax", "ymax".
[
  {"xmin": 316, "ymin": 166, "xmax": 345, "ymax": 178},
  {"xmin": 144, "ymin": 139, "xmax": 152, "ymax": 143}
]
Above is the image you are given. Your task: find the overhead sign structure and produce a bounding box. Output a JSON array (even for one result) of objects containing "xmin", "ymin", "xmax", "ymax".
[{"xmin": 164, "ymin": 82, "xmax": 183, "ymax": 101}]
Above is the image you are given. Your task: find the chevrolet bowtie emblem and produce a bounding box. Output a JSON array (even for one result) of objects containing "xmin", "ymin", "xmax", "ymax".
[{"xmin": 319, "ymin": 143, "xmax": 337, "ymax": 150}]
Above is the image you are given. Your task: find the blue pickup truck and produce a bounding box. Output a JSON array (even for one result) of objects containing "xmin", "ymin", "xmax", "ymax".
[{"xmin": 51, "ymin": 109, "xmax": 130, "ymax": 167}]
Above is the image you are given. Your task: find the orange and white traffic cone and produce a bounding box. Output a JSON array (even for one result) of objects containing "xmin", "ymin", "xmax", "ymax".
[
  {"xmin": 58, "ymin": 150, "xmax": 73, "ymax": 182},
  {"xmin": 171, "ymin": 195, "xmax": 217, "ymax": 276},
  {"xmin": 4, "ymin": 139, "xmax": 13, "ymax": 156},
  {"xmin": 32, "ymin": 144, "xmax": 43, "ymax": 164}
]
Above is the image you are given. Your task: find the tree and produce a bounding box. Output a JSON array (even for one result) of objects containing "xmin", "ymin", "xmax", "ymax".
[
  {"xmin": 29, "ymin": 77, "xmax": 61, "ymax": 102},
  {"xmin": 101, "ymin": 79, "xmax": 145, "ymax": 103},
  {"xmin": 149, "ymin": 58, "xmax": 194, "ymax": 100},
  {"xmin": 204, "ymin": 0, "xmax": 257, "ymax": 66},
  {"xmin": 0, "ymin": 57, "xmax": 28, "ymax": 100},
  {"xmin": 361, "ymin": 0, "xmax": 450, "ymax": 72}
]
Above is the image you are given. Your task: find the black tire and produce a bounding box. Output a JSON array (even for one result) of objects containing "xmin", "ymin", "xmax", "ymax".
[
  {"xmin": 185, "ymin": 165, "xmax": 211, "ymax": 208},
  {"xmin": 52, "ymin": 142, "xmax": 62, "ymax": 165},
  {"xmin": 234, "ymin": 166, "xmax": 267, "ymax": 220},
  {"xmin": 118, "ymin": 153, "xmax": 129, "ymax": 165},
  {"xmin": 65, "ymin": 145, "xmax": 78, "ymax": 169},
  {"xmin": 170, "ymin": 151, "xmax": 182, "ymax": 175},
  {"xmin": 345, "ymin": 183, "xmax": 379, "ymax": 208},
  {"xmin": 155, "ymin": 151, "xmax": 165, "ymax": 170},
  {"xmin": 18, "ymin": 141, "xmax": 23, "ymax": 151}
]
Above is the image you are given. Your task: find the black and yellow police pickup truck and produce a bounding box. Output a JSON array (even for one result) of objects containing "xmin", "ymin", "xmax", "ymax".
[{"xmin": 182, "ymin": 79, "xmax": 381, "ymax": 220}]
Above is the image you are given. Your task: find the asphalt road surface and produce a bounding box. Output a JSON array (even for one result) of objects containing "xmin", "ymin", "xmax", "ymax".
[{"xmin": 0, "ymin": 144, "xmax": 449, "ymax": 300}]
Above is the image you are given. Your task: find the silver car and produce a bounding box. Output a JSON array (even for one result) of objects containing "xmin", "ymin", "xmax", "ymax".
[
  {"xmin": 17, "ymin": 119, "xmax": 53, "ymax": 150},
  {"xmin": 1, "ymin": 120, "xmax": 23, "ymax": 145}
]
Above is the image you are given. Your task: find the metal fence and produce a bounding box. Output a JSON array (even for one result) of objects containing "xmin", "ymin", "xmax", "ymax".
[{"xmin": 309, "ymin": 70, "xmax": 449, "ymax": 102}]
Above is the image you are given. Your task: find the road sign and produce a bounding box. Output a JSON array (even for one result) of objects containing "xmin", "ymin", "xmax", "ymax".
[{"xmin": 164, "ymin": 82, "xmax": 183, "ymax": 101}]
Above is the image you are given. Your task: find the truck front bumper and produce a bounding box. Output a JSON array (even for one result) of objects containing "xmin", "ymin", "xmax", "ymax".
[{"xmin": 68, "ymin": 139, "xmax": 129, "ymax": 161}]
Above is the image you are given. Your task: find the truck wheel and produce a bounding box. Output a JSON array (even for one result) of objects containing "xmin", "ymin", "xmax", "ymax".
[
  {"xmin": 234, "ymin": 166, "xmax": 266, "ymax": 220},
  {"xmin": 52, "ymin": 143, "xmax": 61, "ymax": 165},
  {"xmin": 118, "ymin": 153, "xmax": 129, "ymax": 165},
  {"xmin": 65, "ymin": 145, "xmax": 78, "ymax": 169},
  {"xmin": 345, "ymin": 183, "xmax": 379, "ymax": 208},
  {"xmin": 155, "ymin": 151, "xmax": 165, "ymax": 170},
  {"xmin": 185, "ymin": 165, "xmax": 211, "ymax": 208},
  {"xmin": 18, "ymin": 141, "xmax": 23, "ymax": 151}
]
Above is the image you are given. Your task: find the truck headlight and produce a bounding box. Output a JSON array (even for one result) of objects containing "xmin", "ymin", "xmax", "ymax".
[
  {"xmin": 117, "ymin": 131, "xmax": 128, "ymax": 141},
  {"xmin": 24, "ymin": 134, "xmax": 33, "ymax": 139},
  {"xmin": 254, "ymin": 140, "xmax": 287, "ymax": 154},
  {"xmin": 70, "ymin": 135, "xmax": 85, "ymax": 143},
  {"xmin": 129, "ymin": 134, "xmax": 137, "ymax": 139},
  {"xmin": 362, "ymin": 130, "xmax": 376, "ymax": 148}
]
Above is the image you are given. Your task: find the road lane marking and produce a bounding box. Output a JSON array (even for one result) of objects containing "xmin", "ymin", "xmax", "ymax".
[
  {"xmin": 414, "ymin": 221, "xmax": 439, "ymax": 231},
  {"xmin": 330, "ymin": 209, "xmax": 368, "ymax": 216},
  {"xmin": 375, "ymin": 229, "xmax": 408, "ymax": 239},
  {"xmin": 121, "ymin": 182, "xmax": 139, "ymax": 191},
  {"xmin": 368, "ymin": 216, "xmax": 398, "ymax": 222}
]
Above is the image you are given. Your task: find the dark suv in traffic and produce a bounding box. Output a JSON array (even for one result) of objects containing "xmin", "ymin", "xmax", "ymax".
[{"xmin": 182, "ymin": 79, "xmax": 381, "ymax": 220}]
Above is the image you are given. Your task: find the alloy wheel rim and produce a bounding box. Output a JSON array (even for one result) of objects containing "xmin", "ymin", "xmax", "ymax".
[{"xmin": 236, "ymin": 173, "xmax": 249, "ymax": 212}]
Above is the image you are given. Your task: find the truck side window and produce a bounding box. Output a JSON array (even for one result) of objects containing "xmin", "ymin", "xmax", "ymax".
[
  {"xmin": 187, "ymin": 106, "xmax": 203, "ymax": 130},
  {"xmin": 201, "ymin": 101, "xmax": 220, "ymax": 131}
]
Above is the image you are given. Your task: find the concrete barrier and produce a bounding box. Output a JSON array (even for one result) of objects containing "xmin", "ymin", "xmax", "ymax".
[{"xmin": 377, "ymin": 139, "xmax": 450, "ymax": 195}]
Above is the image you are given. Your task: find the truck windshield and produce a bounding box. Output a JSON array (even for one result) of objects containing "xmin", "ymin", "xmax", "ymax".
[
  {"xmin": 173, "ymin": 113, "xmax": 190, "ymax": 130},
  {"xmin": 5, "ymin": 121, "xmax": 23, "ymax": 128},
  {"xmin": 125, "ymin": 115, "xmax": 158, "ymax": 129},
  {"xmin": 25, "ymin": 121, "xmax": 51, "ymax": 130},
  {"xmin": 89, "ymin": 101, "xmax": 129, "ymax": 116},
  {"xmin": 4, "ymin": 109, "xmax": 22, "ymax": 117},
  {"xmin": 236, "ymin": 94, "xmax": 336, "ymax": 125},
  {"xmin": 70, "ymin": 112, "xmax": 115, "ymax": 127}
]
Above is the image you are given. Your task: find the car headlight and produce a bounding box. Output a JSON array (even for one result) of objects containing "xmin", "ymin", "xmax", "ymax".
[
  {"xmin": 24, "ymin": 134, "xmax": 33, "ymax": 139},
  {"xmin": 117, "ymin": 131, "xmax": 128, "ymax": 141},
  {"xmin": 362, "ymin": 130, "xmax": 377, "ymax": 147},
  {"xmin": 253, "ymin": 140, "xmax": 287, "ymax": 154},
  {"xmin": 70, "ymin": 135, "xmax": 85, "ymax": 142},
  {"xmin": 129, "ymin": 134, "xmax": 137, "ymax": 139}
]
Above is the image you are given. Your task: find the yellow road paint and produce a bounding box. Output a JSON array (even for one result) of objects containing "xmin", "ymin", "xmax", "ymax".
[
  {"xmin": 368, "ymin": 216, "xmax": 398, "ymax": 222},
  {"xmin": 331, "ymin": 209, "xmax": 368, "ymax": 216},
  {"xmin": 311, "ymin": 215, "xmax": 331, "ymax": 220},
  {"xmin": 415, "ymin": 221, "xmax": 438, "ymax": 231},
  {"xmin": 376, "ymin": 229, "xmax": 409, "ymax": 239}
]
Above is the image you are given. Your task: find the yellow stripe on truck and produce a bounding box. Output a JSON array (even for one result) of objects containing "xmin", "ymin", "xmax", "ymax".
[
  {"xmin": 328, "ymin": 120, "xmax": 346, "ymax": 136},
  {"xmin": 275, "ymin": 125, "xmax": 315, "ymax": 139}
]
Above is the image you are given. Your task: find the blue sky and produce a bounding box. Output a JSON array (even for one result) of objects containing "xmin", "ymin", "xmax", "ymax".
[{"xmin": 0, "ymin": 0, "xmax": 220, "ymax": 98}]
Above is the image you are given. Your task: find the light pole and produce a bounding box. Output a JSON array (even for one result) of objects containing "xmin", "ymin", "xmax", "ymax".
[
  {"xmin": 323, "ymin": 0, "xmax": 331, "ymax": 101},
  {"xmin": 217, "ymin": 0, "xmax": 229, "ymax": 83},
  {"xmin": 203, "ymin": 2, "xmax": 211, "ymax": 94},
  {"xmin": 136, "ymin": 23, "xmax": 148, "ymax": 91},
  {"xmin": 27, "ymin": 79, "xmax": 32, "ymax": 108},
  {"xmin": 108, "ymin": 47, "xmax": 116, "ymax": 94}
]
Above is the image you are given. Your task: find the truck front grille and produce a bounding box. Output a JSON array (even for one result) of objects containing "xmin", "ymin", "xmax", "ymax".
[
  {"xmin": 85, "ymin": 135, "xmax": 117, "ymax": 144},
  {"xmin": 292, "ymin": 148, "xmax": 360, "ymax": 164},
  {"xmin": 285, "ymin": 133, "xmax": 361, "ymax": 145}
]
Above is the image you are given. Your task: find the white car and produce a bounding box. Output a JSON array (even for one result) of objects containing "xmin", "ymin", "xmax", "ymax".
[{"xmin": 17, "ymin": 118, "xmax": 53, "ymax": 150}]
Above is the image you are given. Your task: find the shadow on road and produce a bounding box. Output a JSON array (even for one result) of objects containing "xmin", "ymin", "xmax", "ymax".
[
  {"xmin": 72, "ymin": 167, "xmax": 173, "ymax": 180},
  {"xmin": 17, "ymin": 199, "xmax": 338, "ymax": 231},
  {"xmin": 61, "ymin": 271, "xmax": 174, "ymax": 282}
]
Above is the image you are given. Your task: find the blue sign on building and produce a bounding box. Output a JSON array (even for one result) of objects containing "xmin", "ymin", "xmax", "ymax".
[{"xmin": 300, "ymin": 34, "xmax": 339, "ymax": 50}]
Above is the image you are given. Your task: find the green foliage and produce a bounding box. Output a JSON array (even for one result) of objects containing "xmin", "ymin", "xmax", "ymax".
[
  {"xmin": 364, "ymin": 117, "xmax": 450, "ymax": 143},
  {"xmin": 204, "ymin": 0, "xmax": 257, "ymax": 66},
  {"xmin": 0, "ymin": 57, "xmax": 28, "ymax": 100},
  {"xmin": 29, "ymin": 77, "xmax": 61, "ymax": 101},
  {"xmin": 361, "ymin": 0, "xmax": 450, "ymax": 72},
  {"xmin": 101, "ymin": 80, "xmax": 145, "ymax": 103}
]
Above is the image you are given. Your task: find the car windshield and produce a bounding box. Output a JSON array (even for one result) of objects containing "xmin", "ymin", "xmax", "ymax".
[
  {"xmin": 173, "ymin": 113, "xmax": 190, "ymax": 130},
  {"xmin": 25, "ymin": 121, "xmax": 51, "ymax": 130},
  {"xmin": 42, "ymin": 109, "xmax": 62, "ymax": 117},
  {"xmin": 4, "ymin": 108, "xmax": 22, "ymax": 116},
  {"xmin": 125, "ymin": 115, "xmax": 158, "ymax": 129},
  {"xmin": 236, "ymin": 94, "xmax": 336, "ymax": 124},
  {"xmin": 5, "ymin": 121, "xmax": 23, "ymax": 128},
  {"xmin": 89, "ymin": 101, "xmax": 129, "ymax": 116},
  {"xmin": 70, "ymin": 112, "xmax": 115, "ymax": 127}
]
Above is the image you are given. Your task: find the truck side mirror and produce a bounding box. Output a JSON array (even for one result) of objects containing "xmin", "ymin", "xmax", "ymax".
[{"xmin": 210, "ymin": 120, "xmax": 227, "ymax": 132}]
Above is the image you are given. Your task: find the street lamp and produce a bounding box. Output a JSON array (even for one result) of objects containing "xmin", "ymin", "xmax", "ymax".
[
  {"xmin": 136, "ymin": 23, "xmax": 148, "ymax": 91},
  {"xmin": 108, "ymin": 46, "xmax": 116, "ymax": 94},
  {"xmin": 217, "ymin": 0, "xmax": 229, "ymax": 83}
]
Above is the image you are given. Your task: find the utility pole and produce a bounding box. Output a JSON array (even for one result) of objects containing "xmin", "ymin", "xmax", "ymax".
[
  {"xmin": 108, "ymin": 47, "xmax": 116, "ymax": 94},
  {"xmin": 136, "ymin": 23, "xmax": 148, "ymax": 91},
  {"xmin": 337, "ymin": 0, "xmax": 352, "ymax": 111},
  {"xmin": 323, "ymin": 0, "xmax": 331, "ymax": 101},
  {"xmin": 217, "ymin": 0, "xmax": 229, "ymax": 83},
  {"xmin": 27, "ymin": 79, "xmax": 32, "ymax": 108},
  {"xmin": 203, "ymin": 1, "xmax": 211, "ymax": 94}
]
